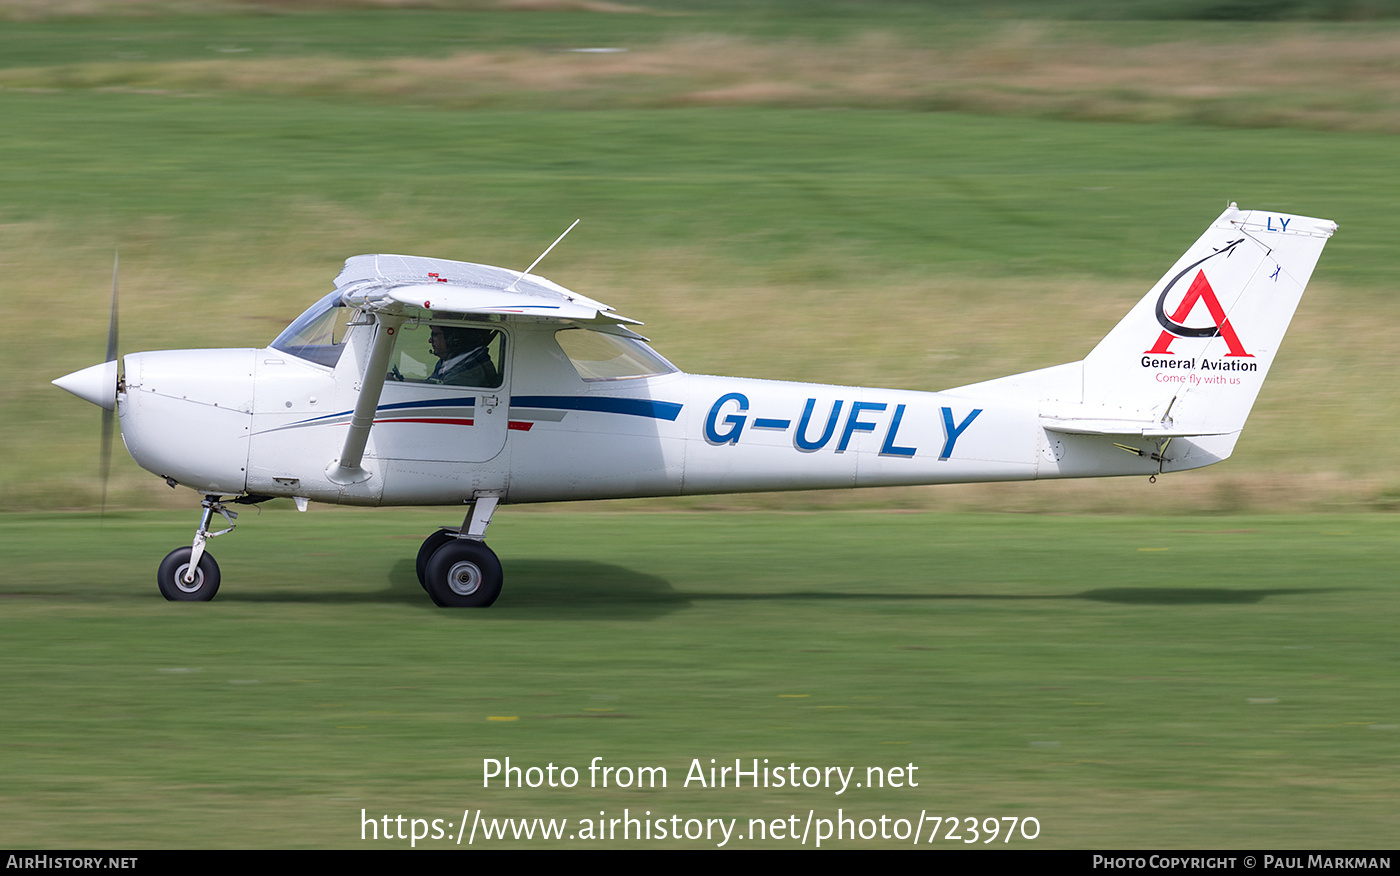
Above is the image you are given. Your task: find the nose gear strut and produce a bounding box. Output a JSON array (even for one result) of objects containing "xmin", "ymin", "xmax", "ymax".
[{"xmin": 184, "ymin": 495, "xmax": 238, "ymax": 584}]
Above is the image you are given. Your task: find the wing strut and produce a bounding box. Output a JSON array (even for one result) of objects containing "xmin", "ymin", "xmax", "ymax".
[{"xmin": 329, "ymin": 313, "xmax": 403, "ymax": 484}]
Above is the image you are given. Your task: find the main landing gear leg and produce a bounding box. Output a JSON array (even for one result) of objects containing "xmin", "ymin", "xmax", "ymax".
[
  {"xmin": 419, "ymin": 496, "xmax": 503, "ymax": 608},
  {"xmin": 157, "ymin": 495, "xmax": 236, "ymax": 602}
]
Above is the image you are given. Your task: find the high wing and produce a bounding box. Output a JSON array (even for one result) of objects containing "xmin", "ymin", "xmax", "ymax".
[{"xmin": 334, "ymin": 254, "xmax": 640, "ymax": 324}]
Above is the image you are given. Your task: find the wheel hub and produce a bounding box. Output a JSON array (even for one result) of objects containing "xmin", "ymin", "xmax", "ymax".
[
  {"xmin": 447, "ymin": 561, "xmax": 482, "ymax": 596},
  {"xmin": 174, "ymin": 563, "xmax": 204, "ymax": 593}
]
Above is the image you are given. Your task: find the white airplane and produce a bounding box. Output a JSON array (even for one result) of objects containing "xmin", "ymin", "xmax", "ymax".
[{"xmin": 53, "ymin": 204, "xmax": 1336, "ymax": 607}]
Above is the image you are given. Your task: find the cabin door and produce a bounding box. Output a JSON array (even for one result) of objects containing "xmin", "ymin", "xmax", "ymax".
[{"xmin": 370, "ymin": 321, "xmax": 510, "ymax": 464}]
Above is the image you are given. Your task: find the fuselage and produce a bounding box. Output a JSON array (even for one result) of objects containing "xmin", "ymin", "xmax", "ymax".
[{"xmin": 117, "ymin": 317, "xmax": 1201, "ymax": 508}]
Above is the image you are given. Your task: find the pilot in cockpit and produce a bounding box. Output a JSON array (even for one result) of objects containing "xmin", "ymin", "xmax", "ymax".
[{"xmin": 427, "ymin": 324, "xmax": 499, "ymax": 388}]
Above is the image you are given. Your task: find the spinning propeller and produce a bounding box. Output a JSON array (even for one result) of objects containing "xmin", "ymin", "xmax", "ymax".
[{"xmin": 51, "ymin": 251, "xmax": 122, "ymax": 512}]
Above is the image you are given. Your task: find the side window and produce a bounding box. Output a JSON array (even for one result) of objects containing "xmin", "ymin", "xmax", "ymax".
[
  {"xmin": 554, "ymin": 328, "xmax": 677, "ymax": 381},
  {"xmin": 388, "ymin": 322, "xmax": 504, "ymax": 389}
]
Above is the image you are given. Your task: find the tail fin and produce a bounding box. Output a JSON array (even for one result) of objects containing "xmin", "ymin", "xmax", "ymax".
[
  {"xmin": 943, "ymin": 204, "xmax": 1336, "ymax": 469},
  {"xmin": 1079, "ymin": 204, "xmax": 1336, "ymax": 437}
]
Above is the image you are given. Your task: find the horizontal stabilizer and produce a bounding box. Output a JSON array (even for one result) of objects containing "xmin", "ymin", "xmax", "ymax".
[{"xmin": 1040, "ymin": 418, "xmax": 1229, "ymax": 438}]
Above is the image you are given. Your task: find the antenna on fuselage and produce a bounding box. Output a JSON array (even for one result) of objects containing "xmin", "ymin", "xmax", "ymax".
[{"xmin": 506, "ymin": 218, "xmax": 580, "ymax": 292}]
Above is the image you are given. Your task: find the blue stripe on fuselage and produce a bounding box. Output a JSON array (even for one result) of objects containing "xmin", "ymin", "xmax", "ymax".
[{"xmin": 510, "ymin": 395, "xmax": 683, "ymax": 421}]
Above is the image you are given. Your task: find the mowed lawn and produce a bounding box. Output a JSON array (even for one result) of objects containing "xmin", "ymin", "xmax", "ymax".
[
  {"xmin": 6, "ymin": 94, "xmax": 1400, "ymax": 513},
  {"xmin": 3, "ymin": 6, "xmax": 1400, "ymax": 512},
  {"xmin": 0, "ymin": 509, "xmax": 1396, "ymax": 847}
]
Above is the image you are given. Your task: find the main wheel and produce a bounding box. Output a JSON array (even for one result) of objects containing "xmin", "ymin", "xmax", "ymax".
[
  {"xmin": 416, "ymin": 528, "xmax": 459, "ymax": 588},
  {"xmin": 424, "ymin": 539, "xmax": 503, "ymax": 608},
  {"xmin": 157, "ymin": 547, "xmax": 221, "ymax": 602}
]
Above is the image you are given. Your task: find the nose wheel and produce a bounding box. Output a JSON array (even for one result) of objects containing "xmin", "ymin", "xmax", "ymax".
[
  {"xmin": 157, "ymin": 546, "xmax": 221, "ymax": 601},
  {"xmin": 157, "ymin": 494, "xmax": 237, "ymax": 602}
]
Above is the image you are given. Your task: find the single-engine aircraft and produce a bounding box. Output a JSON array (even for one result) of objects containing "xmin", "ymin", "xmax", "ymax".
[{"xmin": 53, "ymin": 204, "xmax": 1336, "ymax": 607}]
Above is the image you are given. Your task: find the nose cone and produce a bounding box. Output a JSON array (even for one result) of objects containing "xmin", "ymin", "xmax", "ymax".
[{"xmin": 53, "ymin": 361, "xmax": 118, "ymax": 411}]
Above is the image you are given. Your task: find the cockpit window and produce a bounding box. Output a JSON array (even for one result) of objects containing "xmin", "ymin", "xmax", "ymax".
[
  {"xmin": 555, "ymin": 328, "xmax": 677, "ymax": 381},
  {"xmin": 388, "ymin": 321, "xmax": 505, "ymax": 389},
  {"xmin": 270, "ymin": 291, "xmax": 355, "ymax": 367}
]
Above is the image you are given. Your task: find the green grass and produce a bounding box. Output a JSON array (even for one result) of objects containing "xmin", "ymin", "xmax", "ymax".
[
  {"xmin": 4, "ymin": 93, "xmax": 1398, "ymax": 511},
  {"xmin": 3, "ymin": 5, "xmax": 1397, "ymax": 513},
  {"xmin": 0, "ymin": 509, "xmax": 1396, "ymax": 847},
  {"xmin": 3, "ymin": 92, "xmax": 1392, "ymax": 279}
]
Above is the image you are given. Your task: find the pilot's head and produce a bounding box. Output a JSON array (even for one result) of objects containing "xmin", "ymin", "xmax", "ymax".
[{"xmin": 429, "ymin": 324, "xmax": 492, "ymax": 360}]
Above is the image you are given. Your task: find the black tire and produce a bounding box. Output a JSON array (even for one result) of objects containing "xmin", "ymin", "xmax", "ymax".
[
  {"xmin": 157, "ymin": 547, "xmax": 221, "ymax": 602},
  {"xmin": 424, "ymin": 539, "xmax": 503, "ymax": 608},
  {"xmin": 416, "ymin": 528, "xmax": 459, "ymax": 588}
]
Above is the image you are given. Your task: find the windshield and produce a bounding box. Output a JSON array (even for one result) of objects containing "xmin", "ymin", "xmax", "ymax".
[{"xmin": 270, "ymin": 290, "xmax": 354, "ymax": 367}]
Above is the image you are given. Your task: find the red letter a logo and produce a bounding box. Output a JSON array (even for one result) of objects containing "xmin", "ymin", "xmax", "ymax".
[{"xmin": 1146, "ymin": 270, "xmax": 1251, "ymax": 357}]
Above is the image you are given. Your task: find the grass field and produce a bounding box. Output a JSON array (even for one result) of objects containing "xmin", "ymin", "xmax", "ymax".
[
  {"xmin": 1, "ymin": 0, "xmax": 1397, "ymax": 849},
  {"xmin": 4, "ymin": 3, "xmax": 1400, "ymax": 511},
  {"xmin": 1, "ymin": 509, "xmax": 1397, "ymax": 848}
]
